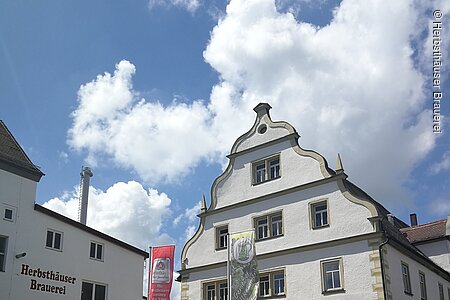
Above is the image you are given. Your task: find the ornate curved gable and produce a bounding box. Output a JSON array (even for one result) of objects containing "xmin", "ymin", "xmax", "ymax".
[{"xmin": 209, "ymin": 103, "xmax": 335, "ymax": 210}]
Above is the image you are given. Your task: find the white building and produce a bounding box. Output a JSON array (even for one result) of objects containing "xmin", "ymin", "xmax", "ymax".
[
  {"xmin": 0, "ymin": 120, "xmax": 148, "ymax": 300},
  {"xmin": 179, "ymin": 103, "xmax": 450, "ymax": 300}
]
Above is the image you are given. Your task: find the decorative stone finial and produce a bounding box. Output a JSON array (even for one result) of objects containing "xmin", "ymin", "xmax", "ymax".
[
  {"xmin": 200, "ymin": 194, "xmax": 207, "ymax": 213},
  {"xmin": 253, "ymin": 103, "xmax": 272, "ymax": 118},
  {"xmin": 336, "ymin": 153, "xmax": 344, "ymax": 174}
]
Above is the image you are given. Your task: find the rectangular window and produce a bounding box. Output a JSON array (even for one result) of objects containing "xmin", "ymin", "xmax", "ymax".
[
  {"xmin": 203, "ymin": 281, "xmax": 227, "ymax": 300},
  {"xmin": 273, "ymin": 272, "xmax": 285, "ymax": 295},
  {"xmin": 401, "ymin": 262, "xmax": 412, "ymax": 294},
  {"xmin": 46, "ymin": 229, "xmax": 63, "ymax": 251},
  {"xmin": 419, "ymin": 271, "xmax": 427, "ymax": 300},
  {"xmin": 81, "ymin": 281, "xmax": 107, "ymax": 300},
  {"xmin": 259, "ymin": 275, "xmax": 270, "ymax": 297},
  {"xmin": 255, "ymin": 162, "xmax": 266, "ymax": 184},
  {"xmin": 254, "ymin": 212, "xmax": 283, "ymax": 241},
  {"xmin": 311, "ymin": 200, "xmax": 329, "ymax": 229},
  {"xmin": 216, "ymin": 226, "xmax": 228, "ymax": 250},
  {"xmin": 269, "ymin": 158, "xmax": 280, "ymax": 179},
  {"xmin": 438, "ymin": 283, "xmax": 444, "ymax": 300},
  {"xmin": 219, "ymin": 283, "xmax": 228, "ymax": 300},
  {"xmin": 0, "ymin": 236, "xmax": 7, "ymax": 272},
  {"xmin": 257, "ymin": 218, "xmax": 268, "ymax": 240},
  {"xmin": 206, "ymin": 284, "xmax": 215, "ymax": 300},
  {"xmin": 90, "ymin": 242, "xmax": 104, "ymax": 261},
  {"xmin": 252, "ymin": 155, "xmax": 281, "ymax": 185},
  {"xmin": 321, "ymin": 259, "xmax": 343, "ymax": 292},
  {"xmin": 259, "ymin": 270, "xmax": 285, "ymax": 297},
  {"xmin": 3, "ymin": 207, "xmax": 14, "ymax": 222}
]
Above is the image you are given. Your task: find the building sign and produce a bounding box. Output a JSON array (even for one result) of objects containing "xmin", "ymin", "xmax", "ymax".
[
  {"xmin": 229, "ymin": 230, "xmax": 259, "ymax": 300},
  {"xmin": 20, "ymin": 264, "xmax": 76, "ymax": 295},
  {"xmin": 149, "ymin": 245, "xmax": 175, "ymax": 300}
]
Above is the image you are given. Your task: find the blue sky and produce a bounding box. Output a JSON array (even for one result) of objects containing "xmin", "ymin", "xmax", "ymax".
[{"xmin": 1, "ymin": 0, "xmax": 449, "ymax": 296}]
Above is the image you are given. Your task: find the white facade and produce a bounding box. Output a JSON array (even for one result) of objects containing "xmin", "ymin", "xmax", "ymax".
[
  {"xmin": 179, "ymin": 104, "xmax": 450, "ymax": 300},
  {"xmin": 0, "ymin": 121, "xmax": 148, "ymax": 300}
]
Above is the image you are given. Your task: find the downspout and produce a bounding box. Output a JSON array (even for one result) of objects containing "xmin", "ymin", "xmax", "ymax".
[{"xmin": 379, "ymin": 222, "xmax": 389, "ymax": 300}]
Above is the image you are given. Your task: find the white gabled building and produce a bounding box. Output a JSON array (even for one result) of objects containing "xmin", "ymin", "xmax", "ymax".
[
  {"xmin": 0, "ymin": 120, "xmax": 148, "ymax": 300},
  {"xmin": 179, "ymin": 103, "xmax": 450, "ymax": 300}
]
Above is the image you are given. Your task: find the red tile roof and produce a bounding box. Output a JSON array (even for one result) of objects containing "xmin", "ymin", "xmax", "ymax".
[{"xmin": 401, "ymin": 219, "xmax": 448, "ymax": 244}]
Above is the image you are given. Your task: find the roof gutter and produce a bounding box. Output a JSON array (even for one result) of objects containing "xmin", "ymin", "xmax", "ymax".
[{"xmin": 379, "ymin": 231, "xmax": 389, "ymax": 300}]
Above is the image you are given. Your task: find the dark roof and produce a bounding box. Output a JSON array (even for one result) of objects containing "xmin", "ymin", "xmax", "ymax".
[
  {"xmin": 401, "ymin": 219, "xmax": 448, "ymax": 244},
  {"xmin": 35, "ymin": 204, "xmax": 149, "ymax": 258},
  {"xmin": 0, "ymin": 120, "xmax": 44, "ymax": 181}
]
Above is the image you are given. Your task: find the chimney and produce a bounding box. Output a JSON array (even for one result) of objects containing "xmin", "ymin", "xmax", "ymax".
[
  {"xmin": 410, "ymin": 213, "xmax": 418, "ymax": 227},
  {"xmin": 78, "ymin": 167, "xmax": 93, "ymax": 225}
]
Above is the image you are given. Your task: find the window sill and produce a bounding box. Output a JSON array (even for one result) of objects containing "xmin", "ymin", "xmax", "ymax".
[
  {"xmin": 255, "ymin": 234, "xmax": 284, "ymax": 243},
  {"xmin": 215, "ymin": 247, "xmax": 227, "ymax": 251},
  {"xmin": 404, "ymin": 291, "xmax": 413, "ymax": 296},
  {"xmin": 89, "ymin": 257, "xmax": 104, "ymax": 262},
  {"xmin": 252, "ymin": 176, "xmax": 281, "ymax": 186},
  {"xmin": 258, "ymin": 294, "xmax": 286, "ymax": 299},
  {"xmin": 312, "ymin": 224, "xmax": 330, "ymax": 230},
  {"xmin": 45, "ymin": 247, "xmax": 62, "ymax": 252},
  {"xmin": 322, "ymin": 288, "xmax": 345, "ymax": 295}
]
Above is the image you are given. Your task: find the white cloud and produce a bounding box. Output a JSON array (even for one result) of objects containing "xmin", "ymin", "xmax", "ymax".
[
  {"xmin": 148, "ymin": 0, "xmax": 201, "ymax": 13},
  {"xmin": 429, "ymin": 151, "xmax": 450, "ymax": 174},
  {"xmin": 68, "ymin": 0, "xmax": 449, "ymax": 210},
  {"xmin": 68, "ymin": 60, "xmax": 219, "ymax": 184},
  {"xmin": 428, "ymin": 198, "xmax": 450, "ymax": 216},
  {"xmin": 43, "ymin": 181, "xmax": 173, "ymax": 250},
  {"xmin": 202, "ymin": 0, "xmax": 447, "ymax": 207}
]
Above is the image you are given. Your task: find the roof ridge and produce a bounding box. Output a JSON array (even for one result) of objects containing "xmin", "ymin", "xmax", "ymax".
[{"xmin": 401, "ymin": 218, "xmax": 446, "ymax": 231}]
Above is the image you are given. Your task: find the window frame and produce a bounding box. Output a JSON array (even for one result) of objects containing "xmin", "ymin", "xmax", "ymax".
[
  {"xmin": 419, "ymin": 271, "xmax": 427, "ymax": 300},
  {"xmin": 203, "ymin": 280, "xmax": 228, "ymax": 300},
  {"xmin": 401, "ymin": 262, "xmax": 412, "ymax": 295},
  {"xmin": 252, "ymin": 155, "xmax": 281, "ymax": 185},
  {"xmin": 215, "ymin": 225, "xmax": 229, "ymax": 250},
  {"xmin": 320, "ymin": 258, "xmax": 345, "ymax": 294},
  {"xmin": 81, "ymin": 281, "xmax": 107, "ymax": 300},
  {"xmin": 3, "ymin": 205, "xmax": 15, "ymax": 222},
  {"xmin": 254, "ymin": 212, "xmax": 283, "ymax": 241},
  {"xmin": 310, "ymin": 200, "xmax": 330, "ymax": 229},
  {"xmin": 258, "ymin": 269, "xmax": 286, "ymax": 298},
  {"xmin": 0, "ymin": 235, "xmax": 7, "ymax": 272},
  {"xmin": 45, "ymin": 229, "xmax": 63, "ymax": 252},
  {"xmin": 89, "ymin": 241, "xmax": 104, "ymax": 261},
  {"xmin": 438, "ymin": 282, "xmax": 444, "ymax": 300}
]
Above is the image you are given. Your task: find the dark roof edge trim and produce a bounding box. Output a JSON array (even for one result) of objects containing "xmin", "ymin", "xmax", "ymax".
[
  {"xmin": 34, "ymin": 204, "xmax": 149, "ymax": 258},
  {"xmin": 0, "ymin": 159, "xmax": 44, "ymax": 182}
]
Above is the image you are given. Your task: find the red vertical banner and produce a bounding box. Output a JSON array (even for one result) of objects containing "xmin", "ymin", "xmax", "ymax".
[{"xmin": 149, "ymin": 245, "xmax": 175, "ymax": 300}]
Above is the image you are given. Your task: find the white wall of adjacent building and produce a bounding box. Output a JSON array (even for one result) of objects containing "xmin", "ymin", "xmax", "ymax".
[
  {"xmin": 415, "ymin": 240, "xmax": 450, "ymax": 273},
  {"xmin": 384, "ymin": 244, "xmax": 450, "ymax": 300},
  {"xmin": 0, "ymin": 164, "xmax": 146, "ymax": 300}
]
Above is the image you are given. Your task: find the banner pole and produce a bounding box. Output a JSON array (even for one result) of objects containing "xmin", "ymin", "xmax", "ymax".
[
  {"xmin": 227, "ymin": 233, "xmax": 231, "ymax": 300},
  {"xmin": 148, "ymin": 246, "xmax": 152, "ymax": 300}
]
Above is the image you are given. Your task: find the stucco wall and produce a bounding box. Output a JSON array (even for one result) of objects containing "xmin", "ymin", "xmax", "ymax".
[
  {"xmin": 215, "ymin": 140, "xmax": 325, "ymax": 209},
  {"xmin": 7, "ymin": 209, "xmax": 145, "ymax": 300},
  {"xmin": 186, "ymin": 239, "xmax": 378, "ymax": 300},
  {"xmin": 0, "ymin": 169, "xmax": 38, "ymax": 300},
  {"xmin": 186, "ymin": 181, "xmax": 374, "ymax": 269},
  {"xmin": 384, "ymin": 244, "xmax": 450, "ymax": 300}
]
